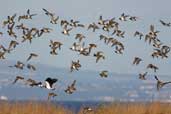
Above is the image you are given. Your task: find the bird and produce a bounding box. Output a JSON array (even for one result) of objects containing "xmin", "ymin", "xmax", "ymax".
[
  {"xmin": 70, "ymin": 60, "xmax": 81, "ymax": 72},
  {"xmin": 134, "ymin": 31, "xmax": 143, "ymax": 40},
  {"xmin": 65, "ymin": 80, "xmax": 76, "ymax": 94},
  {"xmin": 27, "ymin": 64, "xmax": 36, "ymax": 71},
  {"xmin": 3, "ymin": 13, "xmax": 16, "ymax": 27},
  {"xmin": 99, "ymin": 70, "xmax": 108, "ymax": 78},
  {"xmin": 99, "ymin": 34, "xmax": 108, "ymax": 43},
  {"xmin": 115, "ymin": 45, "xmax": 124, "ymax": 54},
  {"xmin": 0, "ymin": 51, "xmax": 6, "ymax": 59},
  {"xmin": 0, "ymin": 45, "xmax": 12, "ymax": 53},
  {"xmin": 26, "ymin": 53, "xmax": 38, "ymax": 61},
  {"xmin": 18, "ymin": 9, "xmax": 37, "ymax": 21},
  {"xmin": 153, "ymin": 39, "xmax": 163, "ymax": 48},
  {"xmin": 49, "ymin": 40, "xmax": 63, "ymax": 50},
  {"xmin": 98, "ymin": 15, "xmax": 108, "ymax": 25},
  {"xmin": 82, "ymin": 107, "xmax": 93, "ymax": 114},
  {"xmin": 25, "ymin": 78, "xmax": 37, "ymax": 85},
  {"xmin": 9, "ymin": 61, "xmax": 25, "ymax": 70},
  {"xmin": 70, "ymin": 19, "xmax": 80, "ymax": 27},
  {"xmin": 0, "ymin": 32, "xmax": 3, "ymax": 36},
  {"xmin": 133, "ymin": 57, "xmax": 142, "ymax": 65},
  {"xmin": 48, "ymin": 92, "xmax": 57, "ymax": 101},
  {"xmin": 29, "ymin": 82, "xmax": 42, "ymax": 87},
  {"xmin": 42, "ymin": 8, "xmax": 54, "ymax": 17},
  {"xmin": 38, "ymin": 27, "xmax": 52, "ymax": 37},
  {"xmin": 102, "ymin": 24, "xmax": 110, "ymax": 32},
  {"xmin": 8, "ymin": 40, "xmax": 19, "ymax": 49},
  {"xmin": 88, "ymin": 22, "xmax": 99, "ymax": 32},
  {"xmin": 149, "ymin": 25, "xmax": 159, "ymax": 38},
  {"xmin": 44, "ymin": 77, "xmax": 58, "ymax": 90},
  {"xmin": 75, "ymin": 33, "xmax": 86, "ymax": 43},
  {"xmin": 154, "ymin": 75, "xmax": 171, "ymax": 91},
  {"xmin": 159, "ymin": 20, "xmax": 171, "ymax": 27},
  {"xmin": 50, "ymin": 48, "xmax": 58, "ymax": 55},
  {"xmin": 21, "ymin": 28, "xmax": 38, "ymax": 43},
  {"xmin": 129, "ymin": 16, "xmax": 139, "ymax": 21},
  {"xmin": 88, "ymin": 43, "xmax": 97, "ymax": 53},
  {"xmin": 151, "ymin": 49, "xmax": 161, "ymax": 58},
  {"xmin": 100, "ymin": 34, "xmax": 111, "ymax": 44},
  {"xmin": 61, "ymin": 25, "xmax": 72, "ymax": 36},
  {"xmin": 61, "ymin": 20, "xmax": 69, "ymax": 27},
  {"xmin": 26, "ymin": 79, "xmax": 42, "ymax": 87},
  {"xmin": 15, "ymin": 23, "xmax": 29, "ymax": 31},
  {"xmin": 7, "ymin": 22, "xmax": 17, "ymax": 38},
  {"xmin": 70, "ymin": 42, "xmax": 86, "ymax": 52},
  {"xmin": 147, "ymin": 64, "xmax": 159, "ymax": 72},
  {"xmin": 119, "ymin": 13, "xmax": 129, "ymax": 21},
  {"xmin": 94, "ymin": 51, "xmax": 105, "ymax": 63},
  {"xmin": 161, "ymin": 45, "xmax": 170, "ymax": 56},
  {"xmin": 112, "ymin": 29, "xmax": 125, "ymax": 38},
  {"xmin": 139, "ymin": 72, "xmax": 148, "ymax": 80},
  {"xmin": 116, "ymin": 30, "xmax": 125, "ymax": 38},
  {"xmin": 50, "ymin": 15, "xmax": 59, "ymax": 24},
  {"xmin": 12, "ymin": 76, "xmax": 24, "ymax": 84}
]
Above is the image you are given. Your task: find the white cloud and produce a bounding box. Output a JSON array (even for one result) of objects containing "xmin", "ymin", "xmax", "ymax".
[
  {"xmin": 94, "ymin": 96, "xmax": 115, "ymax": 101},
  {"xmin": 103, "ymin": 96, "xmax": 115, "ymax": 101},
  {"xmin": 126, "ymin": 90, "xmax": 139, "ymax": 98},
  {"xmin": 0, "ymin": 96, "xmax": 8, "ymax": 101}
]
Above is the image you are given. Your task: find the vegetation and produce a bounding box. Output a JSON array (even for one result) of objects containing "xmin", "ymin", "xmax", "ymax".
[
  {"xmin": 79, "ymin": 102, "xmax": 171, "ymax": 114},
  {"xmin": 0, "ymin": 101, "xmax": 73, "ymax": 114},
  {"xmin": 1, "ymin": 101, "xmax": 171, "ymax": 114}
]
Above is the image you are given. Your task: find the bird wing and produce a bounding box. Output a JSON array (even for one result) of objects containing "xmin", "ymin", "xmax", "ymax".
[
  {"xmin": 150, "ymin": 25, "xmax": 154, "ymax": 32},
  {"xmin": 159, "ymin": 20, "xmax": 165, "ymax": 25},
  {"xmin": 12, "ymin": 78, "xmax": 18, "ymax": 84},
  {"xmin": 133, "ymin": 58, "xmax": 137, "ymax": 65},
  {"xmin": 27, "ymin": 55, "xmax": 32, "ymax": 61},
  {"xmin": 154, "ymin": 75, "xmax": 159, "ymax": 81}
]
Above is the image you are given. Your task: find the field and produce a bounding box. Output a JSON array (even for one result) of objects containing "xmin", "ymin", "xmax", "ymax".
[
  {"xmin": 1, "ymin": 101, "xmax": 171, "ymax": 114},
  {"xmin": 0, "ymin": 101, "xmax": 73, "ymax": 114}
]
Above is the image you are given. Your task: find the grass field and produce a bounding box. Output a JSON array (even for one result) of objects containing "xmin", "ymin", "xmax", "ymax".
[
  {"xmin": 0, "ymin": 101, "xmax": 73, "ymax": 114},
  {"xmin": 79, "ymin": 102, "xmax": 171, "ymax": 114},
  {"xmin": 1, "ymin": 101, "xmax": 171, "ymax": 114}
]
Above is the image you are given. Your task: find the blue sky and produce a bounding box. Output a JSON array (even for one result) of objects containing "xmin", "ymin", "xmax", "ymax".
[{"xmin": 0, "ymin": 0, "xmax": 171, "ymax": 75}]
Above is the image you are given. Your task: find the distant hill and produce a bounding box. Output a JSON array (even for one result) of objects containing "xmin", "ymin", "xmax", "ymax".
[{"xmin": 0, "ymin": 60, "xmax": 171, "ymax": 102}]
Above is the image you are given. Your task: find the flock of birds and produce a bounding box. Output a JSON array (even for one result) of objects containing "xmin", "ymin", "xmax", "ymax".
[{"xmin": 0, "ymin": 9, "xmax": 171, "ymax": 110}]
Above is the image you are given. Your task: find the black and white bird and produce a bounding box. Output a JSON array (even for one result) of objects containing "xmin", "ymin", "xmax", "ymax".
[{"xmin": 44, "ymin": 77, "xmax": 58, "ymax": 90}]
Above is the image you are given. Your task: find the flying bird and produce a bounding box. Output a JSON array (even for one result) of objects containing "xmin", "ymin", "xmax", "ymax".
[
  {"xmin": 65, "ymin": 80, "xmax": 76, "ymax": 94},
  {"xmin": 26, "ymin": 53, "xmax": 38, "ymax": 61},
  {"xmin": 48, "ymin": 92, "xmax": 57, "ymax": 101},
  {"xmin": 94, "ymin": 51, "xmax": 105, "ymax": 63},
  {"xmin": 12, "ymin": 76, "xmax": 24, "ymax": 84},
  {"xmin": 154, "ymin": 75, "xmax": 171, "ymax": 91},
  {"xmin": 99, "ymin": 70, "xmax": 108, "ymax": 78},
  {"xmin": 147, "ymin": 64, "xmax": 159, "ymax": 72},
  {"xmin": 88, "ymin": 22, "xmax": 99, "ymax": 32},
  {"xmin": 134, "ymin": 31, "xmax": 143, "ymax": 40},
  {"xmin": 44, "ymin": 77, "xmax": 58, "ymax": 90},
  {"xmin": 139, "ymin": 72, "xmax": 148, "ymax": 80},
  {"xmin": 159, "ymin": 20, "xmax": 171, "ymax": 27},
  {"xmin": 27, "ymin": 64, "xmax": 36, "ymax": 71},
  {"xmin": 133, "ymin": 57, "xmax": 142, "ymax": 65},
  {"xmin": 119, "ymin": 13, "xmax": 129, "ymax": 21}
]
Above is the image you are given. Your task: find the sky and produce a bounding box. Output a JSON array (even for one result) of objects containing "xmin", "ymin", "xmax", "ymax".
[{"xmin": 0, "ymin": 0, "xmax": 171, "ymax": 75}]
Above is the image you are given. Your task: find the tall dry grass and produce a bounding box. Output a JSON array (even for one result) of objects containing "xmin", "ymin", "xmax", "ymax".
[
  {"xmin": 78, "ymin": 102, "xmax": 171, "ymax": 114},
  {"xmin": 1, "ymin": 101, "xmax": 171, "ymax": 114},
  {"xmin": 0, "ymin": 101, "xmax": 73, "ymax": 114}
]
